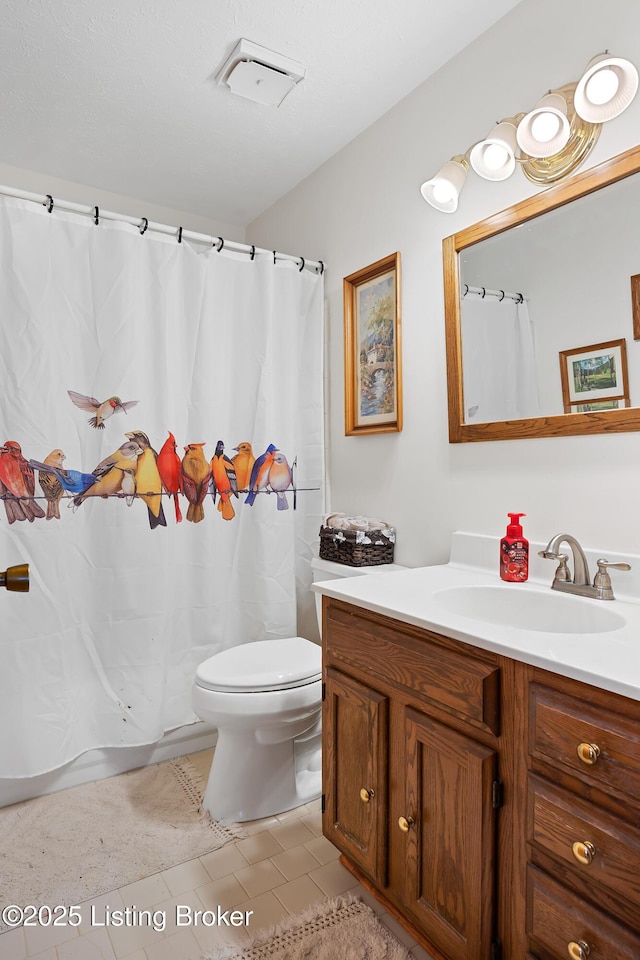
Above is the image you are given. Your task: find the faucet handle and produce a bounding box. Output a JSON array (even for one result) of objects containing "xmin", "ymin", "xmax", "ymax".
[
  {"xmin": 538, "ymin": 551, "xmax": 571, "ymax": 583},
  {"xmin": 593, "ymin": 559, "xmax": 631, "ymax": 600}
]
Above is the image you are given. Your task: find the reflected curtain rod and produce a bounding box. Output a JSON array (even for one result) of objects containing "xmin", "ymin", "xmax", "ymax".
[
  {"xmin": 462, "ymin": 283, "xmax": 524, "ymax": 303},
  {"xmin": 0, "ymin": 183, "xmax": 325, "ymax": 274}
]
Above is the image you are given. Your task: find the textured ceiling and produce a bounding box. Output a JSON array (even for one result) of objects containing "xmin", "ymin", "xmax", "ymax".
[{"xmin": 0, "ymin": 0, "xmax": 523, "ymax": 227}]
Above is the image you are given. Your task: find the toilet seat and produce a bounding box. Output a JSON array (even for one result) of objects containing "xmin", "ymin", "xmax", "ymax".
[{"xmin": 195, "ymin": 636, "xmax": 321, "ymax": 693}]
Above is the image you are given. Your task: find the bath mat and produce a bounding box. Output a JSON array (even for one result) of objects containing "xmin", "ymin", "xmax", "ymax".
[
  {"xmin": 0, "ymin": 754, "xmax": 243, "ymax": 931},
  {"xmin": 203, "ymin": 895, "xmax": 412, "ymax": 960}
]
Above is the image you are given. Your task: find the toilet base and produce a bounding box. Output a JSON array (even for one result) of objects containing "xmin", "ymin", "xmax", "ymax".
[{"xmin": 202, "ymin": 722, "xmax": 322, "ymax": 823}]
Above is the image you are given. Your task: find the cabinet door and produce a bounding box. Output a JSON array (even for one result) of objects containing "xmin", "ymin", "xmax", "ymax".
[
  {"xmin": 402, "ymin": 707, "xmax": 498, "ymax": 960},
  {"xmin": 322, "ymin": 666, "xmax": 389, "ymax": 885}
]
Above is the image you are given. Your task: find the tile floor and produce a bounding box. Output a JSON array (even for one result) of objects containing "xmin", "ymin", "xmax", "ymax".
[{"xmin": 1, "ymin": 750, "xmax": 434, "ymax": 960}]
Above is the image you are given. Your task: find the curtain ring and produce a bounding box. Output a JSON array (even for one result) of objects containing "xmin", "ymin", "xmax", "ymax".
[
  {"xmin": 250, "ymin": 245, "xmax": 256, "ymax": 261},
  {"xmin": 93, "ymin": 206, "xmax": 99, "ymax": 225},
  {"xmin": 273, "ymin": 250, "xmax": 277, "ymax": 265},
  {"xmin": 216, "ymin": 237, "xmax": 224, "ymax": 252},
  {"xmin": 481, "ymin": 287, "xmax": 486, "ymax": 298},
  {"xmin": 298, "ymin": 257, "xmax": 305, "ymax": 272},
  {"xmin": 517, "ymin": 292, "xmax": 523, "ymax": 303},
  {"xmin": 318, "ymin": 260, "xmax": 324, "ymax": 275},
  {"xmin": 139, "ymin": 217, "xmax": 148, "ymax": 235},
  {"xmin": 499, "ymin": 290, "xmax": 505, "ymax": 301},
  {"xmin": 177, "ymin": 226, "xmax": 183, "ymax": 244},
  {"xmin": 44, "ymin": 194, "xmax": 54, "ymax": 213},
  {"xmin": 463, "ymin": 284, "xmax": 469, "ymax": 297}
]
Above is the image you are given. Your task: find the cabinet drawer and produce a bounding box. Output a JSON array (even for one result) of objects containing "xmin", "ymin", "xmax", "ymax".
[
  {"xmin": 529, "ymin": 684, "xmax": 640, "ymax": 800},
  {"xmin": 527, "ymin": 865, "xmax": 640, "ymax": 960},
  {"xmin": 528, "ymin": 774, "xmax": 640, "ymax": 910},
  {"xmin": 325, "ymin": 601, "xmax": 500, "ymax": 735}
]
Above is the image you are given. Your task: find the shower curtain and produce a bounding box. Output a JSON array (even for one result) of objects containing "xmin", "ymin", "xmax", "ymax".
[
  {"xmin": 460, "ymin": 296, "xmax": 539, "ymax": 423},
  {"xmin": 0, "ymin": 196, "xmax": 324, "ymax": 779}
]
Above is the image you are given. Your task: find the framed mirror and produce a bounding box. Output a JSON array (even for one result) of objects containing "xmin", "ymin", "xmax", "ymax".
[{"xmin": 444, "ymin": 144, "xmax": 640, "ymax": 441}]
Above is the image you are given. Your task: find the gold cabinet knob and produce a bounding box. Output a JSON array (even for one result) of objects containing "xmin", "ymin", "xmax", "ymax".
[
  {"xmin": 572, "ymin": 840, "xmax": 596, "ymax": 865},
  {"xmin": 359, "ymin": 788, "xmax": 374, "ymax": 803},
  {"xmin": 568, "ymin": 941, "xmax": 591, "ymax": 959},
  {"xmin": 576, "ymin": 742, "xmax": 600, "ymax": 765},
  {"xmin": 398, "ymin": 816, "xmax": 415, "ymax": 833}
]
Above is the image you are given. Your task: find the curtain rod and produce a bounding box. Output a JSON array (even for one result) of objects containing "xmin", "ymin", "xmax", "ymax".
[
  {"xmin": 0, "ymin": 184, "xmax": 325, "ymax": 275},
  {"xmin": 462, "ymin": 283, "xmax": 524, "ymax": 303}
]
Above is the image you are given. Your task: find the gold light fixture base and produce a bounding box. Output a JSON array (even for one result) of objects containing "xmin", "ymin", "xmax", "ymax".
[
  {"xmin": 0, "ymin": 563, "xmax": 29, "ymax": 592},
  {"xmin": 520, "ymin": 83, "xmax": 602, "ymax": 184}
]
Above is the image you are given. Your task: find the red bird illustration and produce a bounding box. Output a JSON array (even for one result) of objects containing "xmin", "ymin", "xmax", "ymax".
[
  {"xmin": 0, "ymin": 441, "xmax": 46, "ymax": 523},
  {"xmin": 181, "ymin": 443, "xmax": 211, "ymax": 523},
  {"xmin": 210, "ymin": 441, "xmax": 239, "ymax": 521},
  {"xmin": 157, "ymin": 432, "xmax": 183, "ymax": 523}
]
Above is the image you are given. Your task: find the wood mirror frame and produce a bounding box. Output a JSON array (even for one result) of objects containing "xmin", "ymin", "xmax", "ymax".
[{"xmin": 444, "ymin": 143, "xmax": 640, "ymax": 442}]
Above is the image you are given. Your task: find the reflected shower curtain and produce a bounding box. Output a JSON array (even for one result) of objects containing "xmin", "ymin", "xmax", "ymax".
[
  {"xmin": 460, "ymin": 296, "xmax": 539, "ymax": 423},
  {"xmin": 0, "ymin": 196, "xmax": 324, "ymax": 778}
]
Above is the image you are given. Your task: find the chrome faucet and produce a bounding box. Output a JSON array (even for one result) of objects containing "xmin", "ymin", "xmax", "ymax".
[{"xmin": 539, "ymin": 533, "xmax": 631, "ymax": 600}]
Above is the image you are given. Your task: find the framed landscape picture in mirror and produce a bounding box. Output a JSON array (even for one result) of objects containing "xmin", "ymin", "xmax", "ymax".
[
  {"xmin": 559, "ymin": 339, "xmax": 629, "ymax": 413},
  {"xmin": 343, "ymin": 252, "xmax": 402, "ymax": 436}
]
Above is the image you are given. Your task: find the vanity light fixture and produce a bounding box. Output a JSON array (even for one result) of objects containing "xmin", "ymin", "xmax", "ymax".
[{"xmin": 421, "ymin": 51, "xmax": 639, "ymax": 211}]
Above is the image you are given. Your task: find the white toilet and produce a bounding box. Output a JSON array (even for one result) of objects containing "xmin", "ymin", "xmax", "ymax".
[{"xmin": 192, "ymin": 556, "xmax": 401, "ymax": 822}]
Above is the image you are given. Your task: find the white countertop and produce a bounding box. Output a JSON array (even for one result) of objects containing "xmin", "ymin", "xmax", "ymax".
[{"xmin": 313, "ymin": 539, "xmax": 640, "ymax": 702}]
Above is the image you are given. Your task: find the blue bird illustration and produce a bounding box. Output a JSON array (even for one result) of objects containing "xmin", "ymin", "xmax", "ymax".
[
  {"xmin": 244, "ymin": 444, "xmax": 278, "ymax": 506},
  {"xmin": 28, "ymin": 455, "xmax": 98, "ymax": 496}
]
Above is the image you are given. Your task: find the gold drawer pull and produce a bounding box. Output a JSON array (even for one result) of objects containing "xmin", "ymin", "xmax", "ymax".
[
  {"xmin": 576, "ymin": 742, "xmax": 600, "ymax": 765},
  {"xmin": 568, "ymin": 941, "xmax": 591, "ymax": 960},
  {"xmin": 359, "ymin": 787, "xmax": 374, "ymax": 803},
  {"xmin": 572, "ymin": 840, "xmax": 596, "ymax": 865},
  {"xmin": 398, "ymin": 816, "xmax": 415, "ymax": 833}
]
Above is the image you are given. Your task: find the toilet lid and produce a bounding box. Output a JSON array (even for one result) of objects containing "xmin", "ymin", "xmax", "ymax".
[{"xmin": 195, "ymin": 637, "xmax": 322, "ymax": 692}]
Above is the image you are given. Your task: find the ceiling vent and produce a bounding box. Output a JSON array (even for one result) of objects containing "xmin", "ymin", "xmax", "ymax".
[{"xmin": 216, "ymin": 39, "xmax": 306, "ymax": 107}]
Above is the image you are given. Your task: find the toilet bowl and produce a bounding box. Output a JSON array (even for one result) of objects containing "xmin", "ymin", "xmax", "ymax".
[{"xmin": 193, "ymin": 555, "xmax": 405, "ymax": 822}]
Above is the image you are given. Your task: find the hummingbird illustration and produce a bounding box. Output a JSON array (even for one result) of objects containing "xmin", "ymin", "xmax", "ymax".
[{"xmin": 67, "ymin": 390, "xmax": 138, "ymax": 429}]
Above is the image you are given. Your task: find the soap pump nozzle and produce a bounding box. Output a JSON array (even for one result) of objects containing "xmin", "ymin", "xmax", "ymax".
[{"xmin": 506, "ymin": 513, "xmax": 526, "ymax": 537}]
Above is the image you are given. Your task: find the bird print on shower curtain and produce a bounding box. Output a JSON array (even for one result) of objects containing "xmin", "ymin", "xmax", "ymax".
[
  {"xmin": 157, "ymin": 432, "xmax": 184, "ymax": 523},
  {"xmin": 72, "ymin": 441, "xmax": 143, "ymax": 507},
  {"xmin": 181, "ymin": 443, "xmax": 211, "ymax": 523},
  {"xmin": 231, "ymin": 441, "xmax": 255, "ymax": 492},
  {"xmin": 0, "ymin": 441, "xmax": 46, "ymax": 522},
  {"xmin": 67, "ymin": 391, "xmax": 139, "ymax": 429},
  {"xmin": 268, "ymin": 451, "xmax": 293, "ymax": 510},
  {"xmin": 209, "ymin": 440, "xmax": 239, "ymax": 520},
  {"xmin": 125, "ymin": 430, "xmax": 167, "ymax": 529},
  {"xmin": 28, "ymin": 454, "xmax": 97, "ymax": 497},
  {"xmin": 244, "ymin": 444, "xmax": 277, "ymax": 505},
  {"xmin": 36, "ymin": 449, "xmax": 65, "ymax": 520}
]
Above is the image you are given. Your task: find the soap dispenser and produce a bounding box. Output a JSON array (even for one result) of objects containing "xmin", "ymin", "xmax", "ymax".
[{"xmin": 500, "ymin": 513, "xmax": 529, "ymax": 582}]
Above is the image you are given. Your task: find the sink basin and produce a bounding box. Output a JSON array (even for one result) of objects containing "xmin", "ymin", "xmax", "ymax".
[{"xmin": 432, "ymin": 584, "xmax": 626, "ymax": 634}]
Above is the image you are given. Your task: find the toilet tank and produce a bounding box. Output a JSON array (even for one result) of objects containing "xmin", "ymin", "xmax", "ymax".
[{"xmin": 310, "ymin": 556, "xmax": 407, "ymax": 635}]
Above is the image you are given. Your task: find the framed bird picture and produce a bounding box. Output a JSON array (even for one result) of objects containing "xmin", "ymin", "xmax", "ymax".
[{"xmin": 343, "ymin": 252, "xmax": 402, "ymax": 435}]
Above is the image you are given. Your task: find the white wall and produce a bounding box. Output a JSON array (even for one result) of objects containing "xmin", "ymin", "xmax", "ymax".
[
  {"xmin": 0, "ymin": 159, "xmax": 245, "ymax": 242},
  {"xmin": 247, "ymin": 0, "xmax": 640, "ymax": 568}
]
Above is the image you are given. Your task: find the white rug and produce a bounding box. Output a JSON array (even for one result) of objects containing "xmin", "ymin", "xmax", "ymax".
[
  {"xmin": 0, "ymin": 755, "xmax": 243, "ymax": 930},
  {"xmin": 203, "ymin": 895, "xmax": 412, "ymax": 960}
]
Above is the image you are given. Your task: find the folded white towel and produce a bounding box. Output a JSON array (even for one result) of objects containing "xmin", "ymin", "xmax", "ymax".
[{"xmin": 324, "ymin": 513, "xmax": 392, "ymax": 533}]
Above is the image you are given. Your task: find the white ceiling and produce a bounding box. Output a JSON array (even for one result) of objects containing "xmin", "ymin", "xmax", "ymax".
[{"xmin": 1, "ymin": 0, "xmax": 523, "ymax": 228}]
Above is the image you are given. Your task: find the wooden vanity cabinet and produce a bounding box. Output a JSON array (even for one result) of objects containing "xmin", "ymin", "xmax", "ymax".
[
  {"xmin": 321, "ymin": 597, "xmax": 506, "ymax": 960},
  {"xmin": 321, "ymin": 594, "xmax": 640, "ymax": 960},
  {"xmin": 526, "ymin": 671, "xmax": 640, "ymax": 960}
]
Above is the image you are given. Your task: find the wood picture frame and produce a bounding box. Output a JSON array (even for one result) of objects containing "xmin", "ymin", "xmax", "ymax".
[
  {"xmin": 559, "ymin": 338, "xmax": 629, "ymax": 413},
  {"xmin": 343, "ymin": 252, "xmax": 402, "ymax": 436},
  {"xmin": 632, "ymin": 273, "xmax": 640, "ymax": 340}
]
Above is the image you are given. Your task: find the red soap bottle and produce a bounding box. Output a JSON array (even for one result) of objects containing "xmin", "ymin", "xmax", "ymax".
[{"xmin": 500, "ymin": 513, "xmax": 529, "ymax": 582}]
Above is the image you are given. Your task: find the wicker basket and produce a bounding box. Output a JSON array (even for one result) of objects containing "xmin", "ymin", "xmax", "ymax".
[{"xmin": 319, "ymin": 524, "xmax": 396, "ymax": 567}]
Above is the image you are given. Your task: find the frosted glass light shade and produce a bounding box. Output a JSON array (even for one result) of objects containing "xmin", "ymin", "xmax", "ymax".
[
  {"xmin": 420, "ymin": 159, "xmax": 468, "ymax": 213},
  {"xmin": 516, "ymin": 93, "xmax": 571, "ymax": 158},
  {"xmin": 470, "ymin": 121, "xmax": 518, "ymax": 181},
  {"xmin": 574, "ymin": 53, "xmax": 639, "ymax": 122}
]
